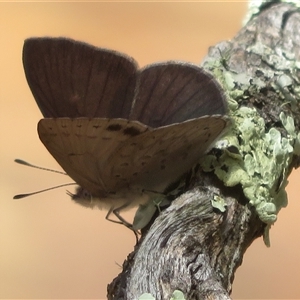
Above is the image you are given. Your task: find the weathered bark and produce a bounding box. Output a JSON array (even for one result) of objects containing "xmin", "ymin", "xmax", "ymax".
[{"xmin": 108, "ymin": 2, "xmax": 300, "ymax": 299}]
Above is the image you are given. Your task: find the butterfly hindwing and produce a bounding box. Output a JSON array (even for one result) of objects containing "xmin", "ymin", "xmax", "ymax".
[{"xmin": 130, "ymin": 63, "xmax": 226, "ymax": 127}]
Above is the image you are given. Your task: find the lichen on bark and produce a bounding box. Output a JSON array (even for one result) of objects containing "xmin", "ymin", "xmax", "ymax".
[{"xmin": 201, "ymin": 1, "xmax": 300, "ymax": 245}]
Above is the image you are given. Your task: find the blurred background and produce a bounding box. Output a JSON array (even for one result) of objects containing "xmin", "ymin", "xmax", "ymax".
[{"xmin": 1, "ymin": 1, "xmax": 300, "ymax": 299}]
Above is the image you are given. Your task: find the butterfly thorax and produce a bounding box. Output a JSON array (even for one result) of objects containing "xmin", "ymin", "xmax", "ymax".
[{"xmin": 69, "ymin": 185, "xmax": 152, "ymax": 211}]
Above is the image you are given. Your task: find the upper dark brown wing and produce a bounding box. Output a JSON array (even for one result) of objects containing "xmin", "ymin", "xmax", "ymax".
[
  {"xmin": 130, "ymin": 62, "xmax": 227, "ymax": 127},
  {"xmin": 23, "ymin": 37, "xmax": 138, "ymax": 118}
]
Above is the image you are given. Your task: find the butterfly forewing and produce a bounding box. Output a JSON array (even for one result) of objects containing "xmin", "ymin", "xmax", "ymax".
[
  {"xmin": 38, "ymin": 118, "xmax": 150, "ymax": 197},
  {"xmin": 23, "ymin": 38, "xmax": 138, "ymax": 118}
]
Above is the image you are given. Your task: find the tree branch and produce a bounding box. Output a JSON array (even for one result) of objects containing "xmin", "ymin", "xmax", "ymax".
[{"xmin": 108, "ymin": 2, "xmax": 300, "ymax": 299}]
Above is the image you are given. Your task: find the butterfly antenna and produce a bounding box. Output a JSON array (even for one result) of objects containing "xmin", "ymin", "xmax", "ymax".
[
  {"xmin": 13, "ymin": 183, "xmax": 77, "ymax": 199},
  {"xmin": 14, "ymin": 159, "xmax": 67, "ymax": 175}
]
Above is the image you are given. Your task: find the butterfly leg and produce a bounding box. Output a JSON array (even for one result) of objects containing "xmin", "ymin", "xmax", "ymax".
[{"xmin": 105, "ymin": 204, "xmax": 139, "ymax": 243}]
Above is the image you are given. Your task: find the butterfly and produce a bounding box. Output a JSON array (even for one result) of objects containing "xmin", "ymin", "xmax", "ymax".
[{"xmin": 22, "ymin": 37, "xmax": 229, "ymax": 229}]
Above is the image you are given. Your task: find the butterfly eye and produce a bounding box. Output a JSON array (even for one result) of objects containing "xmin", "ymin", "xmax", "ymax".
[{"xmin": 67, "ymin": 187, "xmax": 94, "ymax": 208}]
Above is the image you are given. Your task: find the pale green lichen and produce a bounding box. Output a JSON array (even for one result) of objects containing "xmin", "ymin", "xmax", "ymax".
[
  {"xmin": 170, "ymin": 290, "xmax": 185, "ymax": 300},
  {"xmin": 138, "ymin": 293, "xmax": 155, "ymax": 300},
  {"xmin": 202, "ymin": 36, "xmax": 300, "ymax": 245},
  {"xmin": 203, "ymin": 107, "xmax": 299, "ymax": 244},
  {"xmin": 211, "ymin": 195, "xmax": 227, "ymax": 212},
  {"xmin": 202, "ymin": 106, "xmax": 298, "ymax": 229},
  {"xmin": 138, "ymin": 290, "xmax": 185, "ymax": 300}
]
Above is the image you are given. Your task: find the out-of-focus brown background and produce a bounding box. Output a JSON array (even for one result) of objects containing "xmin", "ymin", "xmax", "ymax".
[{"xmin": 1, "ymin": 2, "xmax": 300, "ymax": 299}]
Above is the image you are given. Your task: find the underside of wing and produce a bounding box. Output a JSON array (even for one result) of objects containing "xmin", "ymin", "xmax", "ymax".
[
  {"xmin": 109, "ymin": 115, "xmax": 230, "ymax": 193},
  {"xmin": 37, "ymin": 118, "xmax": 149, "ymax": 197},
  {"xmin": 130, "ymin": 63, "xmax": 227, "ymax": 127},
  {"xmin": 23, "ymin": 38, "xmax": 138, "ymax": 118}
]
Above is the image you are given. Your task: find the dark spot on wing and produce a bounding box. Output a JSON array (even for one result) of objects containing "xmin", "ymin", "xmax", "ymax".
[
  {"xmin": 124, "ymin": 126, "xmax": 141, "ymax": 136},
  {"xmin": 107, "ymin": 124, "xmax": 122, "ymax": 131}
]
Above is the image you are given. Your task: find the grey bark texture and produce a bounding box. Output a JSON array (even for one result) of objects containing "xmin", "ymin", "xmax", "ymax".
[{"xmin": 107, "ymin": 2, "xmax": 300, "ymax": 300}]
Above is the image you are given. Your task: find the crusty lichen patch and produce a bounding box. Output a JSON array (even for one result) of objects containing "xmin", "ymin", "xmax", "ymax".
[
  {"xmin": 202, "ymin": 106, "xmax": 300, "ymax": 224},
  {"xmin": 202, "ymin": 45, "xmax": 300, "ymax": 244}
]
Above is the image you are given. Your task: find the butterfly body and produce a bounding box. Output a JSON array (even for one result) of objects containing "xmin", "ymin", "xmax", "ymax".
[{"xmin": 22, "ymin": 37, "xmax": 229, "ymax": 227}]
